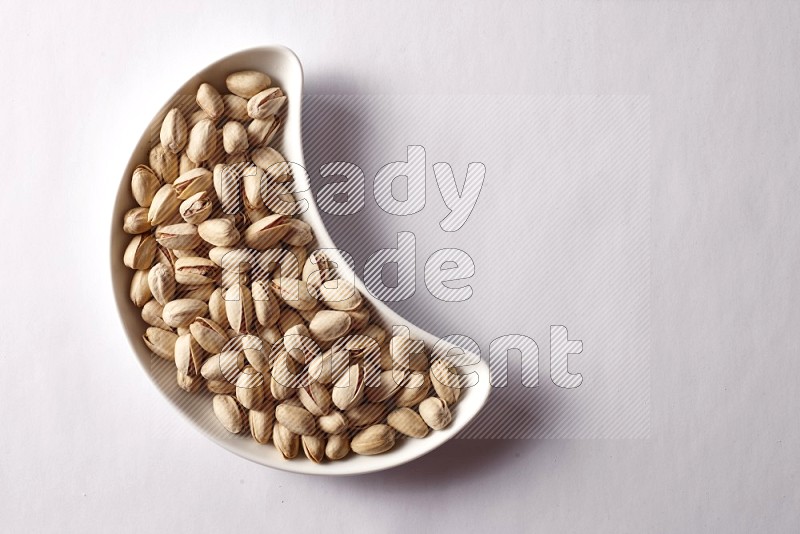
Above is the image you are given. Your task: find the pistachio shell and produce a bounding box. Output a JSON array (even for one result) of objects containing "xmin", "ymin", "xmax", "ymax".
[
  {"xmin": 225, "ymin": 283, "xmax": 255, "ymax": 334},
  {"xmin": 123, "ymin": 207, "xmax": 152, "ymax": 234},
  {"xmin": 395, "ymin": 372, "xmax": 431, "ymax": 407},
  {"xmin": 143, "ymin": 327, "xmax": 178, "ymax": 360},
  {"xmin": 247, "ymin": 87, "xmax": 286, "ymax": 119},
  {"xmin": 430, "ymin": 359, "xmax": 463, "ymax": 405},
  {"xmin": 147, "ymin": 262, "xmax": 176, "ymax": 305},
  {"xmin": 419, "ymin": 397, "xmax": 452, "ymax": 430},
  {"xmin": 131, "ymin": 165, "xmax": 160, "ymax": 207},
  {"xmin": 252, "ymin": 281, "xmax": 280, "ymax": 326},
  {"xmin": 147, "ymin": 184, "xmax": 180, "ymax": 225},
  {"xmin": 174, "ymin": 333, "xmax": 206, "ymax": 376},
  {"xmin": 222, "ymin": 121, "xmax": 248, "ymax": 154},
  {"xmin": 298, "ymin": 381, "xmax": 332, "ymax": 416},
  {"xmin": 149, "ymin": 144, "xmax": 178, "ymax": 183},
  {"xmin": 325, "ymin": 434, "xmax": 350, "ymax": 460},
  {"xmin": 200, "ymin": 350, "xmax": 245, "ymax": 383},
  {"xmin": 198, "ymin": 218, "xmax": 240, "ymax": 247},
  {"xmin": 174, "ymin": 257, "xmax": 221, "ymax": 285},
  {"xmin": 318, "ymin": 411, "xmax": 348, "ymax": 434},
  {"xmin": 186, "ymin": 119, "xmax": 218, "ymax": 163},
  {"xmin": 222, "ymin": 94, "xmax": 250, "ymax": 121},
  {"xmin": 162, "ymin": 298, "xmax": 208, "ymax": 328},
  {"xmin": 302, "ymin": 435, "xmax": 326, "ymax": 464},
  {"xmin": 235, "ymin": 368, "xmax": 270, "ymax": 410},
  {"xmin": 142, "ymin": 300, "xmax": 170, "ymax": 329},
  {"xmin": 130, "ymin": 269, "xmax": 152, "ymax": 307},
  {"xmin": 387, "ymin": 407, "xmax": 429, "ymax": 438},
  {"xmin": 273, "ymin": 422, "xmax": 299, "ymax": 459},
  {"xmin": 226, "ymin": 70, "xmax": 271, "ymax": 98},
  {"xmin": 160, "ymin": 108, "xmax": 188, "ymax": 153},
  {"xmin": 345, "ymin": 403, "xmax": 388, "ymax": 428},
  {"xmin": 173, "ymin": 167, "xmax": 213, "ymax": 200},
  {"xmin": 318, "ymin": 279, "xmax": 362, "ymax": 311},
  {"xmin": 275, "ymin": 404, "xmax": 316, "ymax": 435},
  {"xmin": 123, "ymin": 234, "xmax": 156, "ymax": 270},
  {"xmin": 176, "ymin": 369, "xmax": 202, "ymax": 393},
  {"xmin": 206, "ymin": 379, "xmax": 236, "ymax": 395},
  {"xmin": 154, "ymin": 222, "xmax": 201, "ymax": 250},
  {"xmin": 309, "ymin": 310, "xmax": 352, "ymax": 343},
  {"xmin": 331, "ymin": 364, "xmax": 365, "ymax": 411},
  {"xmin": 351, "ymin": 425, "xmax": 395, "ymax": 456},
  {"xmin": 196, "ymin": 83, "xmax": 224, "ymax": 120},
  {"xmin": 246, "ymin": 115, "xmax": 281, "ymax": 146},
  {"xmin": 179, "ymin": 191, "xmax": 213, "ymax": 224},
  {"xmin": 243, "ymin": 214, "xmax": 290, "ymax": 250},
  {"xmin": 189, "ymin": 317, "xmax": 229, "ymax": 353},
  {"xmin": 249, "ymin": 409, "xmax": 274, "ymax": 444},
  {"xmin": 212, "ymin": 395, "xmax": 245, "ymax": 433}
]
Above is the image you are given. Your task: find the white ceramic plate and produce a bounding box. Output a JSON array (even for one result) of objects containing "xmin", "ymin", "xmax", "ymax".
[{"xmin": 110, "ymin": 46, "xmax": 491, "ymax": 475}]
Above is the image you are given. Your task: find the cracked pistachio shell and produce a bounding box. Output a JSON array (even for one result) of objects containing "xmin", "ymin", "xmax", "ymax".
[
  {"xmin": 154, "ymin": 222, "xmax": 201, "ymax": 250},
  {"xmin": 418, "ymin": 397, "xmax": 452, "ymax": 430},
  {"xmin": 131, "ymin": 165, "xmax": 160, "ymax": 207},
  {"xmin": 390, "ymin": 335, "xmax": 429, "ymax": 372},
  {"xmin": 222, "ymin": 121, "xmax": 248, "ymax": 154},
  {"xmin": 174, "ymin": 256, "xmax": 220, "ymax": 285},
  {"xmin": 142, "ymin": 300, "xmax": 170, "ymax": 329},
  {"xmin": 147, "ymin": 184, "xmax": 180, "ymax": 225},
  {"xmin": 123, "ymin": 207, "xmax": 152, "ymax": 234},
  {"xmin": 302, "ymin": 435, "xmax": 325, "ymax": 464},
  {"xmin": 247, "ymin": 87, "xmax": 286, "ymax": 119},
  {"xmin": 236, "ymin": 367, "xmax": 270, "ymax": 410},
  {"xmin": 249, "ymin": 409, "xmax": 274, "ymax": 444},
  {"xmin": 318, "ymin": 279, "xmax": 362, "ymax": 311},
  {"xmin": 130, "ymin": 269, "xmax": 152, "ymax": 307},
  {"xmin": 309, "ymin": 310, "xmax": 352, "ymax": 343},
  {"xmin": 147, "ymin": 262, "xmax": 176, "ymax": 305},
  {"xmin": 186, "ymin": 118, "xmax": 218, "ymax": 163},
  {"xmin": 247, "ymin": 115, "xmax": 281, "ymax": 147},
  {"xmin": 270, "ymin": 352, "xmax": 301, "ymax": 400},
  {"xmin": 387, "ymin": 407, "xmax": 429, "ymax": 438},
  {"xmin": 242, "ymin": 165, "xmax": 266, "ymax": 209},
  {"xmin": 196, "ymin": 83, "xmax": 224, "ymax": 120},
  {"xmin": 149, "ymin": 144, "xmax": 178, "ymax": 184},
  {"xmin": 226, "ymin": 70, "xmax": 271, "ymax": 99},
  {"xmin": 176, "ymin": 369, "xmax": 202, "ymax": 393},
  {"xmin": 275, "ymin": 404, "xmax": 316, "ymax": 435},
  {"xmin": 212, "ymin": 395, "xmax": 246, "ymax": 434},
  {"xmin": 124, "ymin": 234, "xmax": 156, "ymax": 270},
  {"xmin": 179, "ymin": 191, "xmax": 213, "ymax": 225},
  {"xmin": 351, "ymin": 425, "xmax": 395, "ymax": 456},
  {"xmin": 189, "ymin": 317, "xmax": 229, "ymax": 353},
  {"xmin": 174, "ymin": 333, "xmax": 206, "ymax": 377},
  {"xmin": 173, "ymin": 167, "xmax": 213, "ymax": 200},
  {"xmin": 331, "ymin": 364, "xmax": 365, "ymax": 411},
  {"xmin": 143, "ymin": 327, "xmax": 177, "ymax": 361},
  {"xmin": 243, "ymin": 214, "xmax": 290, "ymax": 250},
  {"xmin": 162, "ymin": 298, "xmax": 208, "ymax": 328},
  {"xmin": 298, "ymin": 381, "xmax": 332, "ymax": 417},
  {"xmin": 160, "ymin": 108, "xmax": 188, "ymax": 154},
  {"xmin": 221, "ymin": 94, "xmax": 249, "ymax": 121},
  {"xmin": 273, "ymin": 422, "xmax": 299, "ymax": 459},
  {"xmin": 198, "ymin": 218, "xmax": 240, "ymax": 247},
  {"xmin": 430, "ymin": 359, "xmax": 462, "ymax": 405},
  {"xmin": 225, "ymin": 283, "xmax": 255, "ymax": 334},
  {"xmin": 303, "ymin": 250, "xmax": 336, "ymax": 288},
  {"xmin": 325, "ymin": 434, "xmax": 350, "ymax": 460},
  {"xmin": 252, "ymin": 281, "xmax": 280, "ymax": 327},
  {"xmin": 318, "ymin": 411, "xmax": 348, "ymax": 434}
]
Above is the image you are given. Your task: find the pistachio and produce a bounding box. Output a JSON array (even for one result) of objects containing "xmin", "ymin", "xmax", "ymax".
[
  {"xmin": 307, "ymin": 349, "xmax": 350, "ymax": 385},
  {"xmin": 365, "ymin": 369, "xmax": 407, "ymax": 403},
  {"xmin": 251, "ymin": 146, "xmax": 290, "ymax": 179},
  {"xmin": 179, "ymin": 152, "xmax": 198, "ymax": 175},
  {"xmin": 212, "ymin": 163, "xmax": 241, "ymax": 213},
  {"xmin": 318, "ymin": 279, "xmax": 362, "ymax": 311},
  {"xmin": 226, "ymin": 70, "xmax": 271, "ymax": 99},
  {"xmin": 130, "ymin": 269, "xmax": 152, "ymax": 307},
  {"xmin": 143, "ymin": 327, "xmax": 178, "ymax": 360},
  {"xmin": 189, "ymin": 317, "xmax": 229, "ymax": 353},
  {"xmin": 221, "ymin": 94, "xmax": 250, "ymax": 121},
  {"xmin": 395, "ymin": 372, "xmax": 431, "ymax": 407},
  {"xmin": 309, "ymin": 310, "xmax": 352, "ymax": 343},
  {"xmin": 332, "ymin": 363, "xmax": 365, "ymax": 411},
  {"xmin": 212, "ymin": 395, "xmax": 246, "ymax": 434},
  {"xmin": 200, "ymin": 350, "xmax": 245, "ymax": 383},
  {"xmin": 147, "ymin": 184, "xmax": 180, "ymax": 225},
  {"xmin": 142, "ymin": 300, "xmax": 170, "ymax": 329},
  {"xmin": 160, "ymin": 108, "xmax": 188, "ymax": 153},
  {"xmin": 249, "ymin": 409, "xmax": 274, "ymax": 444},
  {"xmin": 186, "ymin": 119, "xmax": 218, "ymax": 163},
  {"xmin": 318, "ymin": 411, "xmax": 348, "ymax": 435},
  {"xmin": 242, "ymin": 165, "xmax": 266, "ymax": 209},
  {"xmin": 239, "ymin": 334, "xmax": 271, "ymax": 375},
  {"xmin": 236, "ymin": 367, "xmax": 270, "ymax": 410},
  {"xmin": 351, "ymin": 425, "xmax": 395, "ymax": 456},
  {"xmin": 154, "ymin": 222, "xmax": 201, "ymax": 250},
  {"xmin": 225, "ymin": 283, "xmax": 255, "ymax": 334},
  {"xmin": 208, "ymin": 287, "xmax": 228, "ymax": 328},
  {"xmin": 272, "ymin": 278, "xmax": 318, "ymax": 312},
  {"xmin": 123, "ymin": 234, "xmax": 156, "ymax": 270},
  {"xmin": 325, "ymin": 434, "xmax": 350, "ymax": 460},
  {"xmin": 179, "ymin": 191, "xmax": 213, "ymax": 225},
  {"xmin": 196, "ymin": 83, "xmax": 224, "ymax": 121},
  {"xmin": 303, "ymin": 250, "xmax": 336, "ymax": 288},
  {"xmin": 347, "ymin": 307, "xmax": 371, "ymax": 331},
  {"xmin": 173, "ymin": 167, "xmax": 213, "ymax": 200},
  {"xmin": 147, "ymin": 263, "xmax": 176, "ymax": 305},
  {"xmin": 387, "ymin": 407, "xmax": 429, "ymax": 438},
  {"xmin": 252, "ymin": 280, "xmax": 280, "ymax": 327},
  {"xmin": 123, "ymin": 207, "xmax": 152, "ymax": 234},
  {"xmin": 418, "ymin": 397, "xmax": 452, "ymax": 430},
  {"xmin": 222, "ymin": 121, "xmax": 248, "ymax": 154},
  {"xmin": 174, "ymin": 333, "xmax": 206, "ymax": 377},
  {"xmin": 247, "ymin": 115, "xmax": 281, "ymax": 147},
  {"xmin": 131, "ymin": 165, "xmax": 160, "ymax": 207},
  {"xmin": 298, "ymin": 382, "xmax": 332, "ymax": 417},
  {"xmin": 390, "ymin": 335, "xmax": 429, "ymax": 372},
  {"xmin": 162, "ymin": 298, "xmax": 208, "ymax": 328},
  {"xmin": 430, "ymin": 358, "xmax": 462, "ymax": 405},
  {"xmin": 247, "ymin": 87, "xmax": 286, "ymax": 119},
  {"xmin": 270, "ymin": 352, "xmax": 301, "ymax": 400},
  {"xmin": 149, "ymin": 144, "xmax": 179, "ymax": 184},
  {"xmin": 198, "ymin": 218, "xmax": 240, "ymax": 247},
  {"xmin": 302, "ymin": 435, "xmax": 325, "ymax": 464},
  {"xmin": 207, "ymin": 380, "xmax": 236, "ymax": 395},
  {"xmin": 176, "ymin": 369, "xmax": 202, "ymax": 393},
  {"xmin": 275, "ymin": 403, "xmax": 316, "ymax": 435},
  {"xmin": 243, "ymin": 214, "xmax": 290, "ymax": 250},
  {"xmin": 273, "ymin": 422, "xmax": 299, "ymax": 459},
  {"xmin": 282, "ymin": 218, "xmax": 313, "ymax": 246},
  {"xmin": 346, "ymin": 403, "xmax": 388, "ymax": 428},
  {"xmin": 174, "ymin": 257, "xmax": 221, "ymax": 285}
]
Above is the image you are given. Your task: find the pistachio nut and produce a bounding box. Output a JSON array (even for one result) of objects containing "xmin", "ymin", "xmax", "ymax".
[
  {"xmin": 275, "ymin": 403, "xmax": 316, "ymax": 435},
  {"xmin": 142, "ymin": 300, "xmax": 170, "ymax": 329},
  {"xmin": 130, "ymin": 269, "xmax": 152, "ymax": 307},
  {"xmin": 123, "ymin": 207, "xmax": 152, "ymax": 234},
  {"xmin": 160, "ymin": 108, "xmax": 188, "ymax": 154},
  {"xmin": 235, "ymin": 367, "xmax": 270, "ymax": 410},
  {"xmin": 247, "ymin": 115, "xmax": 281, "ymax": 147},
  {"xmin": 179, "ymin": 191, "xmax": 213, "ymax": 225},
  {"xmin": 147, "ymin": 184, "xmax": 180, "ymax": 225},
  {"xmin": 252, "ymin": 280, "xmax": 280, "ymax": 327},
  {"xmin": 186, "ymin": 118, "xmax": 218, "ymax": 163},
  {"xmin": 307, "ymin": 349, "xmax": 350, "ymax": 385},
  {"xmin": 131, "ymin": 164, "xmax": 160, "ymax": 207},
  {"xmin": 325, "ymin": 434, "xmax": 350, "ymax": 460},
  {"xmin": 249, "ymin": 409, "xmax": 274, "ymax": 444},
  {"xmin": 418, "ymin": 397, "xmax": 452, "ymax": 430},
  {"xmin": 225, "ymin": 283, "xmax": 255, "ymax": 334},
  {"xmin": 189, "ymin": 317, "xmax": 229, "ymax": 353},
  {"xmin": 173, "ymin": 167, "xmax": 213, "ymax": 200},
  {"xmin": 430, "ymin": 358, "xmax": 462, "ymax": 405},
  {"xmin": 176, "ymin": 369, "xmax": 202, "ymax": 393},
  {"xmin": 198, "ymin": 218, "xmax": 240, "ymax": 247},
  {"xmin": 200, "ymin": 350, "xmax": 245, "ymax": 383},
  {"xmin": 351, "ymin": 424, "xmax": 395, "ymax": 456},
  {"xmin": 251, "ymin": 146, "xmax": 291, "ymax": 179},
  {"xmin": 318, "ymin": 411, "xmax": 348, "ymax": 435},
  {"xmin": 303, "ymin": 250, "xmax": 336, "ymax": 288},
  {"xmin": 123, "ymin": 234, "xmax": 156, "ymax": 270},
  {"xmin": 273, "ymin": 422, "xmax": 299, "ymax": 459},
  {"xmin": 365, "ymin": 369, "xmax": 407, "ymax": 403},
  {"xmin": 318, "ymin": 279, "xmax": 362, "ymax": 311},
  {"xmin": 222, "ymin": 121, "xmax": 248, "ymax": 154},
  {"xmin": 247, "ymin": 87, "xmax": 286, "ymax": 119},
  {"xmin": 395, "ymin": 372, "xmax": 431, "ymax": 407},
  {"xmin": 282, "ymin": 218, "xmax": 313, "ymax": 246},
  {"xmin": 174, "ymin": 256, "xmax": 221, "ymax": 285},
  {"xmin": 196, "ymin": 83, "xmax": 224, "ymax": 121},
  {"xmin": 298, "ymin": 381, "xmax": 332, "ymax": 417},
  {"xmin": 154, "ymin": 222, "xmax": 201, "ymax": 250},
  {"xmin": 309, "ymin": 310, "xmax": 352, "ymax": 343},
  {"xmin": 302, "ymin": 435, "xmax": 325, "ymax": 464},
  {"xmin": 162, "ymin": 298, "xmax": 208, "ymax": 328},
  {"xmin": 331, "ymin": 363, "xmax": 365, "ymax": 411},
  {"xmin": 143, "ymin": 326, "xmax": 178, "ymax": 360},
  {"xmin": 271, "ymin": 278, "xmax": 318, "ymax": 312},
  {"xmin": 222, "ymin": 94, "xmax": 250, "ymax": 122},
  {"xmin": 242, "ymin": 165, "xmax": 266, "ymax": 209},
  {"xmin": 206, "ymin": 380, "xmax": 236, "ymax": 395},
  {"xmin": 345, "ymin": 403, "xmax": 388, "ymax": 428},
  {"xmin": 387, "ymin": 407, "xmax": 429, "ymax": 438},
  {"xmin": 147, "ymin": 262, "xmax": 176, "ymax": 305},
  {"xmin": 179, "ymin": 152, "xmax": 198, "ymax": 175},
  {"xmin": 226, "ymin": 70, "xmax": 271, "ymax": 99},
  {"xmin": 149, "ymin": 143, "xmax": 179, "ymax": 183},
  {"xmin": 212, "ymin": 394, "xmax": 246, "ymax": 434},
  {"xmin": 243, "ymin": 214, "xmax": 290, "ymax": 250},
  {"xmin": 208, "ymin": 287, "xmax": 229, "ymax": 328},
  {"xmin": 347, "ymin": 307, "xmax": 371, "ymax": 331},
  {"xmin": 174, "ymin": 333, "xmax": 206, "ymax": 377}
]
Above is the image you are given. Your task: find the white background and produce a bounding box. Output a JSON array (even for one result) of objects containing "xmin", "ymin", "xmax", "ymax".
[{"xmin": 2, "ymin": 1, "xmax": 799, "ymax": 532}]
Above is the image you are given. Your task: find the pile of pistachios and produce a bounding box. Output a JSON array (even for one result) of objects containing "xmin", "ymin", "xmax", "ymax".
[{"xmin": 122, "ymin": 70, "xmax": 462, "ymax": 462}]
